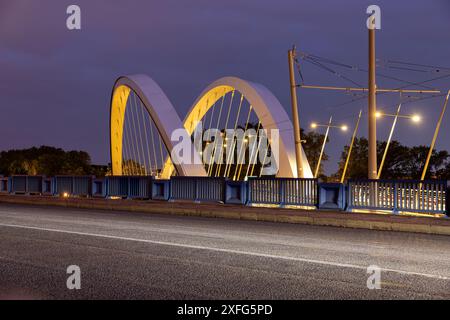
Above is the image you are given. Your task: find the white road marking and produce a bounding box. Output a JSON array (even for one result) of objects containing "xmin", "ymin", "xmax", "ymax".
[{"xmin": 0, "ymin": 222, "xmax": 448, "ymax": 281}]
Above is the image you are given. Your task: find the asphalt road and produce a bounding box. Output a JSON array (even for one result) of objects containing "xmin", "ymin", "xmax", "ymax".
[{"xmin": 0, "ymin": 203, "xmax": 448, "ymax": 300}]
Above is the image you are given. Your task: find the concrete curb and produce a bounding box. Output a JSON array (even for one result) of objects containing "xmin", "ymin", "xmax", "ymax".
[{"xmin": 0, "ymin": 195, "xmax": 448, "ymax": 236}]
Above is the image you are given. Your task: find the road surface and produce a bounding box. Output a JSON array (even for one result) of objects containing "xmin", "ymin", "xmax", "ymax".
[{"xmin": 0, "ymin": 203, "xmax": 448, "ymax": 299}]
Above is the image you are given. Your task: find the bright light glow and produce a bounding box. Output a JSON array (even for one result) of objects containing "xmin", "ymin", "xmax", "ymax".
[
  {"xmin": 341, "ymin": 125, "xmax": 348, "ymax": 131},
  {"xmin": 411, "ymin": 115, "xmax": 421, "ymax": 123},
  {"xmin": 62, "ymin": 192, "xmax": 69, "ymax": 198},
  {"xmin": 375, "ymin": 112, "xmax": 382, "ymax": 118},
  {"xmin": 311, "ymin": 123, "xmax": 317, "ymax": 129}
]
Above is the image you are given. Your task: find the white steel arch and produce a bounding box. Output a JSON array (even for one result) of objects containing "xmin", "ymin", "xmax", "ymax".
[
  {"xmin": 111, "ymin": 75, "xmax": 313, "ymax": 179},
  {"xmin": 110, "ymin": 74, "xmax": 207, "ymax": 177},
  {"xmin": 169, "ymin": 76, "xmax": 313, "ymax": 178}
]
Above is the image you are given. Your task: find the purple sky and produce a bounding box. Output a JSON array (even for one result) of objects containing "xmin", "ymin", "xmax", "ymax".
[{"xmin": 0, "ymin": 0, "xmax": 449, "ymax": 174}]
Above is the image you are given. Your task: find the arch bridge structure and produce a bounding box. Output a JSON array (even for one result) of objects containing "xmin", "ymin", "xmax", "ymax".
[{"xmin": 110, "ymin": 74, "xmax": 312, "ymax": 180}]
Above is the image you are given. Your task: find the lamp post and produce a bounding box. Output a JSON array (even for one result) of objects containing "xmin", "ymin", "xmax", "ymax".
[
  {"xmin": 311, "ymin": 117, "xmax": 348, "ymax": 178},
  {"xmin": 421, "ymin": 90, "xmax": 450, "ymax": 181},
  {"xmin": 341, "ymin": 110, "xmax": 362, "ymax": 183},
  {"xmin": 375, "ymin": 107, "xmax": 421, "ymax": 179},
  {"xmin": 288, "ymin": 46, "xmax": 304, "ymax": 178}
]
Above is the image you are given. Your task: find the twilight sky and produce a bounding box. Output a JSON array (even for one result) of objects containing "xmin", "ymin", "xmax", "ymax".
[{"xmin": 0, "ymin": 0, "xmax": 449, "ymax": 174}]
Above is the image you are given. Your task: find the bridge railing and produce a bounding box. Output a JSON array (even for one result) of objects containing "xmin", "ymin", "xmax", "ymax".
[
  {"xmin": 0, "ymin": 176, "xmax": 10, "ymax": 194},
  {"xmin": 0, "ymin": 175, "xmax": 448, "ymax": 216},
  {"xmin": 170, "ymin": 177, "xmax": 225, "ymax": 202},
  {"xmin": 106, "ymin": 176, "xmax": 152, "ymax": 199},
  {"xmin": 247, "ymin": 177, "xmax": 318, "ymax": 207},
  {"xmin": 347, "ymin": 179, "xmax": 447, "ymax": 215},
  {"xmin": 54, "ymin": 176, "xmax": 93, "ymax": 197}
]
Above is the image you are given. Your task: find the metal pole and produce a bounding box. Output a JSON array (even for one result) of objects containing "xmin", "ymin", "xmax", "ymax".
[
  {"xmin": 421, "ymin": 90, "xmax": 450, "ymax": 180},
  {"xmin": 315, "ymin": 116, "xmax": 332, "ymax": 178},
  {"xmin": 288, "ymin": 46, "xmax": 304, "ymax": 178},
  {"xmin": 368, "ymin": 27, "xmax": 378, "ymax": 179},
  {"xmin": 377, "ymin": 103, "xmax": 402, "ymax": 179},
  {"xmin": 341, "ymin": 110, "xmax": 362, "ymax": 183}
]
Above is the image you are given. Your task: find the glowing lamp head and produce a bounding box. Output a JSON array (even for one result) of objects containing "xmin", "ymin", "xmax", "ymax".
[
  {"xmin": 311, "ymin": 122, "xmax": 317, "ymax": 129},
  {"xmin": 375, "ymin": 112, "xmax": 382, "ymax": 118},
  {"xmin": 341, "ymin": 125, "xmax": 348, "ymax": 131},
  {"xmin": 62, "ymin": 192, "xmax": 69, "ymax": 198},
  {"xmin": 411, "ymin": 115, "xmax": 421, "ymax": 123}
]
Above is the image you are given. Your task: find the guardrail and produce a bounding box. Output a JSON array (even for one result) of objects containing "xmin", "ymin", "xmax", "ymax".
[
  {"xmin": 0, "ymin": 175, "xmax": 448, "ymax": 216},
  {"xmin": 170, "ymin": 177, "xmax": 225, "ymax": 202},
  {"xmin": 11, "ymin": 175, "xmax": 44, "ymax": 195},
  {"xmin": 106, "ymin": 176, "xmax": 152, "ymax": 199},
  {"xmin": 54, "ymin": 176, "xmax": 93, "ymax": 197},
  {"xmin": 247, "ymin": 177, "xmax": 318, "ymax": 207},
  {"xmin": 347, "ymin": 179, "xmax": 447, "ymax": 215},
  {"xmin": 0, "ymin": 176, "xmax": 10, "ymax": 194}
]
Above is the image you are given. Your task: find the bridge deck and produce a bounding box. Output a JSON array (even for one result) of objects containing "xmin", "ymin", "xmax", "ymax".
[{"xmin": 0, "ymin": 195, "xmax": 448, "ymax": 236}]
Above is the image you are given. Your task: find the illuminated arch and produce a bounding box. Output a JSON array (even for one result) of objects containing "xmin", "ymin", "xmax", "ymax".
[
  {"xmin": 110, "ymin": 74, "xmax": 206, "ymax": 177},
  {"xmin": 161, "ymin": 76, "xmax": 313, "ymax": 178}
]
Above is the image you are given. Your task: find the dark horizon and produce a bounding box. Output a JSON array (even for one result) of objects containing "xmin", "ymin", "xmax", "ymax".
[{"xmin": 1, "ymin": 0, "xmax": 449, "ymax": 174}]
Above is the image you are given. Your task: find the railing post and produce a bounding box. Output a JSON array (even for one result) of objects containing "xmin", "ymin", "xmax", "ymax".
[
  {"xmin": 346, "ymin": 180, "xmax": 352, "ymax": 212},
  {"xmin": 127, "ymin": 177, "xmax": 131, "ymax": 199},
  {"xmin": 279, "ymin": 179, "xmax": 285, "ymax": 207},
  {"xmin": 446, "ymin": 181, "xmax": 450, "ymax": 217},
  {"xmin": 25, "ymin": 176, "xmax": 29, "ymax": 195},
  {"xmin": 195, "ymin": 178, "xmax": 200, "ymax": 203},
  {"xmin": 393, "ymin": 181, "xmax": 399, "ymax": 214}
]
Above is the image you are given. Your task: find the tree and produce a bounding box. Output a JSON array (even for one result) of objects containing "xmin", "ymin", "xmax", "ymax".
[
  {"xmin": 0, "ymin": 146, "xmax": 94, "ymax": 176},
  {"xmin": 301, "ymin": 129, "xmax": 328, "ymax": 179},
  {"xmin": 333, "ymin": 138, "xmax": 449, "ymax": 180}
]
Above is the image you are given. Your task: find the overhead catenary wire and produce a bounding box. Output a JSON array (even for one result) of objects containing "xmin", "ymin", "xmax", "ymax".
[{"xmin": 300, "ymin": 52, "xmax": 437, "ymax": 90}]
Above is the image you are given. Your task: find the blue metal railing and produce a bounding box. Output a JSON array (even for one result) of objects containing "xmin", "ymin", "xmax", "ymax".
[
  {"xmin": 247, "ymin": 177, "xmax": 318, "ymax": 207},
  {"xmin": 54, "ymin": 176, "xmax": 92, "ymax": 197},
  {"xmin": 106, "ymin": 176, "xmax": 152, "ymax": 199},
  {"xmin": 11, "ymin": 175, "xmax": 44, "ymax": 194},
  {"xmin": 0, "ymin": 175, "xmax": 448, "ymax": 216},
  {"xmin": 170, "ymin": 177, "xmax": 225, "ymax": 202},
  {"xmin": 347, "ymin": 179, "xmax": 447, "ymax": 214},
  {"xmin": 0, "ymin": 176, "xmax": 10, "ymax": 194}
]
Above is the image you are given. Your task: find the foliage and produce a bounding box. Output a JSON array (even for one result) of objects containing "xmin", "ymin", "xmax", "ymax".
[
  {"xmin": 333, "ymin": 137, "xmax": 450, "ymax": 180},
  {"xmin": 301, "ymin": 129, "xmax": 328, "ymax": 179},
  {"xmin": 0, "ymin": 146, "xmax": 98, "ymax": 176}
]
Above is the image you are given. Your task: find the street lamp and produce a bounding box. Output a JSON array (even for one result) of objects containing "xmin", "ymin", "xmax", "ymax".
[
  {"xmin": 310, "ymin": 116, "xmax": 349, "ymax": 178},
  {"xmin": 376, "ymin": 111, "xmax": 421, "ymax": 123},
  {"xmin": 376, "ymin": 103, "xmax": 421, "ymax": 179}
]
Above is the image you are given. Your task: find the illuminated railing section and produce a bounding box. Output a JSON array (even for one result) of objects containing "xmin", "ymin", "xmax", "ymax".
[
  {"xmin": 247, "ymin": 177, "xmax": 318, "ymax": 207},
  {"xmin": 348, "ymin": 179, "xmax": 447, "ymax": 215},
  {"xmin": 0, "ymin": 175, "xmax": 448, "ymax": 216}
]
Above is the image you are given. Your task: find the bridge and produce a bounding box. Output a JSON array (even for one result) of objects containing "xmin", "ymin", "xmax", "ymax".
[{"xmin": 110, "ymin": 74, "xmax": 313, "ymax": 180}]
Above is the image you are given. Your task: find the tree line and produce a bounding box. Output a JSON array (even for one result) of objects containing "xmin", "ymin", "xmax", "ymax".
[
  {"xmin": 1, "ymin": 137, "xmax": 449, "ymax": 181},
  {"xmin": 0, "ymin": 146, "xmax": 108, "ymax": 177},
  {"xmin": 301, "ymin": 132, "xmax": 450, "ymax": 181}
]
